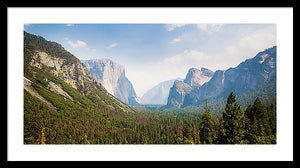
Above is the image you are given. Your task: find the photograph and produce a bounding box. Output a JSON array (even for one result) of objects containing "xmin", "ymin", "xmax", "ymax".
[{"xmin": 6, "ymin": 7, "xmax": 293, "ymax": 162}]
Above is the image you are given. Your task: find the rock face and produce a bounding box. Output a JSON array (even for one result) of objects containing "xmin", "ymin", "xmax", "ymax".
[
  {"xmin": 166, "ymin": 46, "xmax": 277, "ymax": 108},
  {"xmin": 184, "ymin": 67, "xmax": 214, "ymax": 87},
  {"xmin": 166, "ymin": 80, "xmax": 193, "ymax": 108},
  {"xmin": 24, "ymin": 76, "xmax": 57, "ymax": 111},
  {"xmin": 30, "ymin": 51, "xmax": 91, "ymax": 91},
  {"xmin": 141, "ymin": 78, "xmax": 183, "ymax": 105},
  {"xmin": 82, "ymin": 59, "xmax": 141, "ymax": 105},
  {"xmin": 166, "ymin": 67, "xmax": 213, "ymax": 108}
]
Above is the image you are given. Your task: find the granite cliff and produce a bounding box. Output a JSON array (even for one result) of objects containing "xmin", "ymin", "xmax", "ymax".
[
  {"xmin": 166, "ymin": 68, "xmax": 214, "ymax": 108},
  {"xmin": 82, "ymin": 59, "xmax": 141, "ymax": 105}
]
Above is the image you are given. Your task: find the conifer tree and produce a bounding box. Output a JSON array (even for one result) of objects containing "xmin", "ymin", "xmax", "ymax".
[
  {"xmin": 218, "ymin": 92, "xmax": 247, "ymax": 144},
  {"xmin": 267, "ymin": 102, "xmax": 276, "ymax": 135},
  {"xmin": 199, "ymin": 99, "xmax": 215, "ymax": 144},
  {"xmin": 245, "ymin": 98, "xmax": 273, "ymax": 143}
]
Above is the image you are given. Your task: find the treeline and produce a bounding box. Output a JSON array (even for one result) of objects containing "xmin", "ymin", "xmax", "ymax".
[
  {"xmin": 24, "ymin": 31, "xmax": 78, "ymax": 66},
  {"xmin": 24, "ymin": 90, "xmax": 276, "ymax": 144},
  {"xmin": 185, "ymin": 77, "xmax": 276, "ymax": 117},
  {"xmin": 200, "ymin": 92, "xmax": 276, "ymax": 144}
]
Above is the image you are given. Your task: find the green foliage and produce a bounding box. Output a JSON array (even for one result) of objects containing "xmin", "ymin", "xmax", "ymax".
[
  {"xmin": 185, "ymin": 77, "xmax": 276, "ymax": 117},
  {"xmin": 24, "ymin": 31, "xmax": 78, "ymax": 65},
  {"xmin": 199, "ymin": 102, "xmax": 216, "ymax": 144},
  {"xmin": 24, "ymin": 80, "xmax": 276, "ymax": 144},
  {"xmin": 244, "ymin": 98, "xmax": 276, "ymax": 144},
  {"xmin": 217, "ymin": 92, "xmax": 247, "ymax": 144}
]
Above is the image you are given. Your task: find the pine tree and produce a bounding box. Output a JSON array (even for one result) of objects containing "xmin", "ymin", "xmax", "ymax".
[
  {"xmin": 218, "ymin": 92, "xmax": 247, "ymax": 144},
  {"xmin": 245, "ymin": 98, "xmax": 273, "ymax": 144},
  {"xmin": 199, "ymin": 99, "xmax": 215, "ymax": 144},
  {"xmin": 267, "ymin": 102, "xmax": 276, "ymax": 135}
]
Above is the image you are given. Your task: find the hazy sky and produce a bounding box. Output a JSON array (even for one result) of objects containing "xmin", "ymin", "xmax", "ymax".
[{"xmin": 24, "ymin": 24, "xmax": 276, "ymax": 97}]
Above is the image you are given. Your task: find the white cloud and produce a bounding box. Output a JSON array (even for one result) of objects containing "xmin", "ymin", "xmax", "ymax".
[
  {"xmin": 165, "ymin": 24, "xmax": 186, "ymax": 32},
  {"xmin": 107, "ymin": 43, "xmax": 118, "ymax": 49},
  {"xmin": 162, "ymin": 50, "xmax": 208, "ymax": 65},
  {"xmin": 239, "ymin": 26, "xmax": 276, "ymax": 49},
  {"xmin": 196, "ymin": 24, "xmax": 224, "ymax": 34},
  {"xmin": 66, "ymin": 24, "xmax": 74, "ymax": 26},
  {"xmin": 169, "ymin": 37, "xmax": 181, "ymax": 44},
  {"xmin": 226, "ymin": 25, "xmax": 276, "ymax": 62},
  {"xmin": 68, "ymin": 40, "xmax": 87, "ymax": 48}
]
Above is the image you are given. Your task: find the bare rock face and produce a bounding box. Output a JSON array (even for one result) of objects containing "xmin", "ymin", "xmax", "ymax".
[
  {"xmin": 30, "ymin": 51, "xmax": 94, "ymax": 92},
  {"xmin": 48, "ymin": 81, "xmax": 73, "ymax": 101},
  {"xmin": 82, "ymin": 59, "xmax": 124, "ymax": 95},
  {"xmin": 184, "ymin": 68, "xmax": 214, "ymax": 87},
  {"xmin": 166, "ymin": 80, "xmax": 192, "ymax": 108},
  {"xmin": 82, "ymin": 59, "xmax": 141, "ymax": 105},
  {"xmin": 24, "ymin": 77, "xmax": 57, "ymax": 111},
  {"xmin": 166, "ymin": 67, "xmax": 214, "ymax": 108}
]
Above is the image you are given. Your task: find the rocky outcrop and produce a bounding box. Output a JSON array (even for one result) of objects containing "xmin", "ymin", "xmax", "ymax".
[
  {"xmin": 184, "ymin": 67, "xmax": 214, "ymax": 87},
  {"xmin": 48, "ymin": 81, "xmax": 73, "ymax": 101},
  {"xmin": 165, "ymin": 67, "xmax": 214, "ymax": 108},
  {"xmin": 30, "ymin": 50, "xmax": 94, "ymax": 93},
  {"xmin": 24, "ymin": 77, "xmax": 57, "ymax": 111},
  {"xmin": 82, "ymin": 59, "xmax": 141, "ymax": 105},
  {"xmin": 166, "ymin": 80, "xmax": 193, "ymax": 108}
]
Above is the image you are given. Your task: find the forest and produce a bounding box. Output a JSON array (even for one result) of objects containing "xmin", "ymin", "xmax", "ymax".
[{"xmin": 24, "ymin": 90, "xmax": 276, "ymax": 144}]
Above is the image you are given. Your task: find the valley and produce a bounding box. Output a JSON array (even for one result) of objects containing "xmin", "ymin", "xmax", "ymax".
[{"xmin": 23, "ymin": 30, "xmax": 276, "ymax": 144}]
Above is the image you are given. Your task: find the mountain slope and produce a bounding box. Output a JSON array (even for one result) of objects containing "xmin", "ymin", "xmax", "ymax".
[
  {"xmin": 165, "ymin": 46, "xmax": 276, "ymax": 109},
  {"xmin": 24, "ymin": 31, "xmax": 136, "ymax": 144},
  {"xmin": 82, "ymin": 59, "xmax": 141, "ymax": 105}
]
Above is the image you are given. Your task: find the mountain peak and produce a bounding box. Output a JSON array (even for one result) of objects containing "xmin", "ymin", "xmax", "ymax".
[{"xmin": 183, "ymin": 67, "xmax": 214, "ymax": 87}]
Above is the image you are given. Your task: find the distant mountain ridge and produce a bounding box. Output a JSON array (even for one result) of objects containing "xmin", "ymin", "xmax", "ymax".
[
  {"xmin": 141, "ymin": 78, "xmax": 183, "ymax": 105},
  {"xmin": 166, "ymin": 46, "xmax": 276, "ymax": 108},
  {"xmin": 82, "ymin": 59, "xmax": 142, "ymax": 105}
]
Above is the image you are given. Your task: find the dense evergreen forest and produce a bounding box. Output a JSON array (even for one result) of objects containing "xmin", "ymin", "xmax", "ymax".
[{"xmin": 25, "ymin": 91, "xmax": 276, "ymax": 144}]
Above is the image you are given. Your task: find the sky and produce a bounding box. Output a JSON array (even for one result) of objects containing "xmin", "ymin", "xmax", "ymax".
[{"xmin": 24, "ymin": 23, "xmax": 276, "ymax": 97}]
